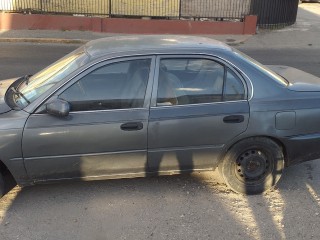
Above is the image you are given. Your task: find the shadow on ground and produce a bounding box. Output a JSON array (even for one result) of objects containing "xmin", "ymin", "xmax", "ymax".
[{"xmin": 1, "ymin": 160, "xmax": 320, "ymax": 240}]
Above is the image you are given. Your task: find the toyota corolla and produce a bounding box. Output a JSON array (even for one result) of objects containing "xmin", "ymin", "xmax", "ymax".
[{"xmin": 0, "ymin": 36, "xmax": 319, "ymax": 195}]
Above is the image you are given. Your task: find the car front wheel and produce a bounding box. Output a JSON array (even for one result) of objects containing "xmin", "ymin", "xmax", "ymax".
[{"xmin": 219, "ymin": 137, "xmax": 284, "ymax": 195}]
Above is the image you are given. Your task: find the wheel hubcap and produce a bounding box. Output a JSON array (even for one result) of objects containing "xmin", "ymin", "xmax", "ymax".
[{"xmin": 235, "ymin": 150, "xmax": 270, "ymax": 181}]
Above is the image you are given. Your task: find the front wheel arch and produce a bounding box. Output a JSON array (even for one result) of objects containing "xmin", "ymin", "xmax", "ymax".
[{"xmin": 0, "ymin": 160, "xmax": 17, "ymax": 197}]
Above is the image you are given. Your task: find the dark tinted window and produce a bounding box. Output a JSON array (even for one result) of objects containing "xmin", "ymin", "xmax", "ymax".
[
  {"xmin": 157, "ymin": 59, "xmax": 225, "ymax": 106},
  {"xmin": 60, "ymin": 59, "xmax": 151, "ymax": 111},
  {"xmin": 224, "ymin": 68, "xmax": 245, "ymax": 101}
]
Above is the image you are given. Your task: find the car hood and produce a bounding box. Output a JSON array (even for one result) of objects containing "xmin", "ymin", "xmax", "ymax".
[
  {"xmin": 267, "ymin": 65, "xmax": 320, "ymax": 92},
  {"xmin": 0, "ymin": 78, "xmax": 17, "ymax": 113}
]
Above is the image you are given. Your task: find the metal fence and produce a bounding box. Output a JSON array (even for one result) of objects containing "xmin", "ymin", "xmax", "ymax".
[
  {"xmin": 180, "ymin": 0, "xmax": 251, "ymax": 19},
  {"xmin": 251, "ymin": 0, "xmax": 299, "ymax": 28},
  {"xmin": 0, "ymin": 0, "xmax": 251, "ymax": 19},
  {"xmin": 0, "ymin": 0, "xmax": 300, "ymax": 28}
]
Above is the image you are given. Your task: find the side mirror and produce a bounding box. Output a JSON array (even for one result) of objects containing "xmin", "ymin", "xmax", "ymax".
[{"xmin": 46, "ymin": 99, "xmax": 70, "ymax": 117}]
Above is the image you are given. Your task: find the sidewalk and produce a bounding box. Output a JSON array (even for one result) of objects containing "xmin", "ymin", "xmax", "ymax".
[
  {"xmin": 242, "ymin": 3, "xmax": 320, "ymax": 49},
  {"xmin": 0, "ymin": 29, "xmax": 252, "ymax": 45},
  {"xmin": 0, "ymin": 3, "xmax": 319, "ymax": 48}
]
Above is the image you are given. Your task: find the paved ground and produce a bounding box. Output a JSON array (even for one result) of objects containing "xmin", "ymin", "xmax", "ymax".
[
  {"xmin": 241, "ymin": 2, "xmax": 320, "ymax": 49},
  {"xmin": 0, "ymin": 43, "xmax": 319, "ymax": 80},
  {"xmin": 0, "ymin": 3, "xmax": 320, "ymax": 240}
]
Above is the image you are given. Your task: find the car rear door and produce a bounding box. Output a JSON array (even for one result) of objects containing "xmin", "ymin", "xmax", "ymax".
[
  {"xmin": 147, "ymin": 55, "xmax": 250, "ymax": 174},
  {"xmin": 23, "ymin": 56, "xmax": 155, "ymax": 181}
]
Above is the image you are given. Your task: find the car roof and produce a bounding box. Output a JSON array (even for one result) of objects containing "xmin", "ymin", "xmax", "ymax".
[{"xmin": 84, "ymin": 35, "xmax": 232, "ymax": 58}]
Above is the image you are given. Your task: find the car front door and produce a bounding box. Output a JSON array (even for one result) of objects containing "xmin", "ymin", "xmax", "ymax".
[
  {"xmin": 147, "ymin": 55, "xmax": 250, "ymax": 174},
  {"xmin": 23, "ymin": 56, "xmax": 155, "ymax": 181}
]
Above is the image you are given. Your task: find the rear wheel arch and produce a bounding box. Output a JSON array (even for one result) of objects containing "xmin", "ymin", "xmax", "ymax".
[
  {"xmin": 222, "ymin": 135, "xmax": 288, "ymax": 165},
  {"xmin": 219, "ymin": 136, "xmax": 286, "ymax": 194}
]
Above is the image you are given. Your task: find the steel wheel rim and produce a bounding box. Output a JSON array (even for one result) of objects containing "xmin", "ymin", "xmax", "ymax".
[{"xmin": 234, "ymin": 149, "xmax": 272, "ymax": 183}]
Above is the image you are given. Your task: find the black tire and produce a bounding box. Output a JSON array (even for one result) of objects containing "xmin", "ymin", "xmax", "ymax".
[
  {"xmin": 219, "ymin": 137, "xmax": 284, "ymax": 195},
  {"xmin": 0, "ymin": 172, "xmax": 4, "ymax": 198}
]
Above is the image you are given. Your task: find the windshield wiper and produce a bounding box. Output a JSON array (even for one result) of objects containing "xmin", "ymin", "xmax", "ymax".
[{"xmin": 10, "ymin": 86, "xmax": 31, "ymax": 104}]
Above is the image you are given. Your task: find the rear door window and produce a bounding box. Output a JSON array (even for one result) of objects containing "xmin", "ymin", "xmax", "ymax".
[
  {"xmin": 157, "ymin": 58, "xmax": 246, "ymax": 106},
  {"xmin": 224, "ymin": 68, "xmax": 246, "ymax": 101}
]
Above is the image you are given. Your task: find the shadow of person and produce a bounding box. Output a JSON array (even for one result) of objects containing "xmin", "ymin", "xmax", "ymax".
[
  {"xmin": 280, "ymin": 160, "xmax": 320, "ymax": 239},
  {"xmin": 238, "ymin": 159, "xmax": 320, "ymax": 240},
  {"xmin": 145, "ymin": 149, "xmax": 194, "ymax": 177},
  {"xmin": 1, "ymin": 173, "xmax": 257, "ymax": 240}
]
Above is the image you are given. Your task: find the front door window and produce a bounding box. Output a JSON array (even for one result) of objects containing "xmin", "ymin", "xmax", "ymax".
[{"xmin": 60, "ymin": 59, "xmax": 151, "ymax": 111}]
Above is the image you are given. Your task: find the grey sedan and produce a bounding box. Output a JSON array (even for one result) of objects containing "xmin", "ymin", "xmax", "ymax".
[{"xmin": 0, "ymin": 36, "xmax": 319, "ymax": 195}]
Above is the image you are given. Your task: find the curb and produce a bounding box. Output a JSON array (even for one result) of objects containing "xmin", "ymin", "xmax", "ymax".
[
  {"xmin": 0, "ymin": 38, "xmax": 88, "ymax": 44},
  {"xmin": 0, "ymin": 13, "xmax": 258, "ymax": 35}
]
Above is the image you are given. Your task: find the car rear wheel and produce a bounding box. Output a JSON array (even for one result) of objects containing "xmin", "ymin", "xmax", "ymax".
[{"xmin": 219, "ymin": 137, "xmax": 284, "ymax": 195}]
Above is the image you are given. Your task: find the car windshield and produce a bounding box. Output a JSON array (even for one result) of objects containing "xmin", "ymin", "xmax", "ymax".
[
  {"xmin": 15, "ymin": 48, "xmax": 90, "ymax": 108},
  {"xmin": 232, "ymin": 49, "xmax": 289, "ymax": 86}
]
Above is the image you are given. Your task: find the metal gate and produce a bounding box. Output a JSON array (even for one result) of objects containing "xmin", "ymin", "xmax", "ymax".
[{"xmin": 0, "ymin": 0, "xmax": 300, "ymax": 28}]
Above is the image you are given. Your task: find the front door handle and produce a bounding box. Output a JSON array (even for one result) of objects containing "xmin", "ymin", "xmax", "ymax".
[
  {"xmin": 223, "ymin": 115, "xmax": 244, "ymax": 124},
  {"xmin": 120, "ymin": 122, "xmax": 143, "ymax": 131}
]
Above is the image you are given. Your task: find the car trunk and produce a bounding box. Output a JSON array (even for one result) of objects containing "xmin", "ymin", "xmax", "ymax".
[{"xmin": 267, "ymin": 65, "xmax": 320, "ymax": 92}]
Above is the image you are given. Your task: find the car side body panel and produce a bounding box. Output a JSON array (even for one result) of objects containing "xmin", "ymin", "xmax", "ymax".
[
  {"xmin": 219, "ymin": 92, "xmax": 320, "ymax": 168},
  {"xmin": 0, "ymin": 110, "xmax": 30, "ymax": 184},
  {"xmin": 189, "ymin": 49, "xmax": 320, "ymax": 168},
  {"xmin": 0, "ymin": 37, "xmax": 319, "ymax": 185},
  {"xmin": 22, "ymin": 56, "xmax": 156, "ymax": 182},
  {"xmin": 148, "ymin": 102, "xmax": 250, "ymax": 172},
  {"xmin": 23, "ymin": 109, "xmax": 149, "ymax": 181}
]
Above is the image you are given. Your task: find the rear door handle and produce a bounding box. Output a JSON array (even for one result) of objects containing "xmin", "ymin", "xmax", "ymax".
[
  {"xmin": 223, "ymin": 115, "xmax": 244, "ymax": 123},
  {"xmin": 120, "ymin": 122, "xmax": 143, "ymax": 131}
]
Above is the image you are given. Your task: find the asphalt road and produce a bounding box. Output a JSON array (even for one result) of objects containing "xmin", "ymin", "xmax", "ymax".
[
  {"xmin": 1, "ymin": 43, "xmax": 320, "ymax": 240},
  {"xmin": 0, "ymin": 43, "xmax": 320, "ymax": 80}
]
